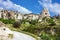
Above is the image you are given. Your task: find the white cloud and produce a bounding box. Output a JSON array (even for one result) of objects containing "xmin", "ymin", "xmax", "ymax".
[
  {"xmin": 38, "ymin": 0, "xmax": 60, "ymax": 15},
  {"xmin": 0, "ymin": 7, "xmax": 3, "ymax": 10},
  {"xmin": 0, "ymin": 0, "xmax": 32, "ymax": 14}
]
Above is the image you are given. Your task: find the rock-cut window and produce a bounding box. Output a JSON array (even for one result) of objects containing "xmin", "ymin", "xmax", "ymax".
[
  {"xmin": 8, "ymin": 12, "xmax": 11, "ymax": 17},
  {"xmin": 45, "ymin": 13, "xmax": 47, "ymax": 15},
  {"xmin": 3, "ymin": 28, "xmax": 6, "ymax": 31}
]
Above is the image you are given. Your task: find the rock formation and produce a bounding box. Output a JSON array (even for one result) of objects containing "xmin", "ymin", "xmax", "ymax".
[
  {"xmin": 0, "ymin": 22, "xmax": 13, "ymax": 40},
  {"xmin": 40, "ymin": 8, "xmax": 50, "ymax": 19},
  {"xmin": 38, "ymin": 8, "xmax": 50, "ymax": 22},
  {"xmin": 0, "ymin": 8, "xmax": 50, "ymax": 21}
]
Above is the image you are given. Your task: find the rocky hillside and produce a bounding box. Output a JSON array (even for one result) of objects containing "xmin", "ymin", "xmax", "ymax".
[{"xmin": 0, "ymin": 22, "xmax": 36, "ymax": 40}]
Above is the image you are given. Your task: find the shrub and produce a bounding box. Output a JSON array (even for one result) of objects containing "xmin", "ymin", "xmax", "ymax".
[
  {"xmin": 23, "ymin": 25, "xmax": 35, "ymax": 33},
  {"xmin": 21, "ymin": 19, "xmax": 29, "ymax": 24},
  {"xmin": 13, "ymin": 21, "xmax": 21, "ymax": 28},
  {"xmin": 39, "ymin": 31, "xmax": 56, "ymax": 40},
  {"xmin": 29, "ymin": 20, "xmax": 38, "ymax": 25},
  {"xmin": 0, "ymin": 18, "xmax": 15, "ymax": 24},
  {"xmin": 48, "ymin": 19, "xmax": 56, "ymax": 26},
  {"xmin": 8, "ymin": 34, "xmax": 13, "ymax": 38},
  {"xmin": 49, "ymin": 22, "xmax": 56, "ymax": 26}
]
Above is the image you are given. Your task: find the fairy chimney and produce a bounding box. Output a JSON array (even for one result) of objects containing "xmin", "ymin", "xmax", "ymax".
[{"xmin": 40, "ymin": 8, "xmax": 50, "ymax": 18}]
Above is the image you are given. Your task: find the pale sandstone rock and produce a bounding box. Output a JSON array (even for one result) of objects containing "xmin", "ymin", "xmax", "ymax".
[{"xmin": 0, "ymin": 22, "xmax": 13, "ymax": 40}]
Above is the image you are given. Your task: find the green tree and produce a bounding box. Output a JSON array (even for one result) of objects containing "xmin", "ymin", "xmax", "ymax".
[{"xmin": 13, "ymin": 21, "xmax": 21, "ymax": 28}]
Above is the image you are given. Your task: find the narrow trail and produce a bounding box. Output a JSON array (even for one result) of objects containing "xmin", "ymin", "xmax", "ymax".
[{"xmin": 12, "ymin": 31, "xmax": 36, "ymax": 40}]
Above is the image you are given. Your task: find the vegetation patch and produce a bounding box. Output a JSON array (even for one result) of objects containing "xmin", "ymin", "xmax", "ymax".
[{"xmin": 8, "ymin": 34, "xmax": 13, "ymax": 39}]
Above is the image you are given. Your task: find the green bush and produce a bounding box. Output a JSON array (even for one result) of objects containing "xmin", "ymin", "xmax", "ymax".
[
  {"xmin": 13, "ymin": 21, "xmax": 21, "ymax": 28},
  {"xmin": 49, "ymin": 22, "xmax": 56, "ymax": 26},
  {"xmin": 48, "ymin": 18, "xmax": 56, "ymax": 26},
  {"xmin": 0, "ymin": 18, "xmax": 15, "ymax": 24},
  {"xmin": 22, "ymin": 24, "xmax": 37, "ymax": 34},
  {"xmin": 29, "ymin": 20, "xmax": 38, "ymax": 25},
  {"xmin": 21, "ymin": 19, "xmax": 38, "ymax": 25},
  {"xmin": 39, "ymin": 31, "xmax": 56, "ymax": 40},
  {"xmin": 21, "ymin": 19, "xmax": 29, "ymax": 24}
]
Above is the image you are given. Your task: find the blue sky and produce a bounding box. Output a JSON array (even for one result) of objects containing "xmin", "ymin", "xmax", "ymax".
[
  {"xmin": 11, "ymin": 0, "xmax": 42, "ymax": 14},
  {"xmin": 0, "ymin": 0, "xmax": 60, "ymax": 16}
]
